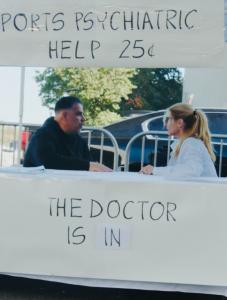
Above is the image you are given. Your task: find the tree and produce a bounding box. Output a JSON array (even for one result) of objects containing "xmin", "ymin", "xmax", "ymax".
[
  {"xmin": 35, "ymin": 68, "xmax": 135, "ymax": 125},
  {"xmin": 129, "ymin": 68, "xmax": 183, "ymax": 111}
]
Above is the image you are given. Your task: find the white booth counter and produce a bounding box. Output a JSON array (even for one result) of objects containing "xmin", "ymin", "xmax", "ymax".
[{"xmin": 0, "ymin": 168, "xmax": 227, "ymax": 296}]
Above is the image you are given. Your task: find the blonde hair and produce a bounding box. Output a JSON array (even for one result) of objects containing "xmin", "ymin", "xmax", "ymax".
[{"xmin": 168, "ymin": 103, "xmax": 216, "ymax": 162}]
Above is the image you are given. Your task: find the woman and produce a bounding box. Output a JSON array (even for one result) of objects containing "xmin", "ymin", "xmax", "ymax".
[{"xmin": 140, "ymin": 103, "xmax": 217, "ymax": 178}]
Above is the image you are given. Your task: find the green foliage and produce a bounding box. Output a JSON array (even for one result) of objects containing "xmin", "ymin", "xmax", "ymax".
[
  {"xmin": 36, "ymin": 67, "xmax": 183, "ymax": 125},
  {"xmin": 130, "ymin": 68, "xmax": 183, "ymax": 111},
  {"xmin": 88, "ymin": 110, "xmax": 122, "ymax": 126},
  {"xmin": 35, "ymin": 68, "xmax": 135, "ymax": 124}
]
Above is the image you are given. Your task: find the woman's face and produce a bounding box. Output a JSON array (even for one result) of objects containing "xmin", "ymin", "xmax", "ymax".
[{"xmin": 165, "ymin": 112, "xmax": 184, "ymax": 137}]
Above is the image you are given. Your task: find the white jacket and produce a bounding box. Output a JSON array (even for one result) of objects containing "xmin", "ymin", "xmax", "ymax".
[{"xmin": 153, "ymin": 137, "xmax": 217, "ymax": 178}]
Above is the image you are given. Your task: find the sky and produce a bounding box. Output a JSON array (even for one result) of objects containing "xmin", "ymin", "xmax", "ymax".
[{"xmin": 0, "ymin": 67, "xmax": 50, "ymax": 124}]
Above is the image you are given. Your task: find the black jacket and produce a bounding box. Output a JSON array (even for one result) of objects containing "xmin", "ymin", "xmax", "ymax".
[{"xmin": 23, "ymin": 117, "xmax": 90, "ymax": 170}]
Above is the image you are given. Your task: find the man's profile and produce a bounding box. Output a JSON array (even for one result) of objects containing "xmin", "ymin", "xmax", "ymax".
[{"xmin": 23, "ymin": 96, "xmax": 111, "ymax": 172}]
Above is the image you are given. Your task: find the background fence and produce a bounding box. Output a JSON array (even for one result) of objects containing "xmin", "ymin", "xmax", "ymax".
[{"xmin": 0, "ymin": 122, "xmax": 226, "ymax": 176}]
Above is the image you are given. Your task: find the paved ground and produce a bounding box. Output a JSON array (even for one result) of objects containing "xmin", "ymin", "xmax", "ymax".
[{"xmin": 0, "ymin": 275, "xmax": 225, "ymax": 300}]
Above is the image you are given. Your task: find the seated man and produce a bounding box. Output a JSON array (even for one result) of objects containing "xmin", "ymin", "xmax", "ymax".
[{"xmin": 23, "ymin": 96, "xmax": 111, "ymax": 172}]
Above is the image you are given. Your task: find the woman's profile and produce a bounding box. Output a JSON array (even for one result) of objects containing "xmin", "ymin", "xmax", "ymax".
[{"xmin": 140, "ymin": 103, "xmax": 217, "ymax": 178}]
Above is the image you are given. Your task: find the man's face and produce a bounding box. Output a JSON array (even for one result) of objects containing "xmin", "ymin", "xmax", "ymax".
[
  {"xmin": 64, "ymin": 103, "xmax": 85, "ymax": 133},
  {"xmin": 165, "ymin": 112, "xmax": 184, "ymax": 137}
]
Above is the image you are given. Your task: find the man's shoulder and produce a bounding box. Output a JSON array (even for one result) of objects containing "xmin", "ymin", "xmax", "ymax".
[
  {"xmin": 75, "ymin": 132, "xmax": 88, "ymax": 145},
  {"xmin": 31, "ymin": 118, "xmax": 57, "ymax": 140}
]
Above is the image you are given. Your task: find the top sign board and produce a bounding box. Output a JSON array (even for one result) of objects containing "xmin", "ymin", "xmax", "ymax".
[{"xmin": 0, "ymin": 0, "xmax": 224, "ymax": 67}]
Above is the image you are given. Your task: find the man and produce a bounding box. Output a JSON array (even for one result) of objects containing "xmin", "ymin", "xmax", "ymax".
[{"xmin": 23, "ymin": 96, "xmax": 112, "ymax": 172}]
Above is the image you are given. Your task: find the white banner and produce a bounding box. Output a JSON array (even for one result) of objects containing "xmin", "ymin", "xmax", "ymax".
[
  {"xmin": 0, "ymin": 170, "xmax": 227, "ymax": 286},
  {"xmin": 0, "ymin": 0, "xmax": 224, "ymax": 67}
]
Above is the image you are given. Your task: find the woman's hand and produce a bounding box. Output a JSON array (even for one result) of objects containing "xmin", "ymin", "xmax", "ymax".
[
  {"xmin": 139, "ymin": 164, "xmax": 154, "ymax": 175},
  {"xmin": 89, "ymin": 162, "xmax": 112, "ymax": 172}
]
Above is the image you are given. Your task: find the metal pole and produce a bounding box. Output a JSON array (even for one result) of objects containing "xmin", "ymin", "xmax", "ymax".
[{"xmin": 17, "ymin": 66, "xmax": 25, "ymax": 165}]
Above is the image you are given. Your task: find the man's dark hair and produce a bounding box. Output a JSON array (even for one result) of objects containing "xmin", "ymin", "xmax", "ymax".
[{"xmin": 54, "ymin": 96, "xmax": 82, "ymax": 113}]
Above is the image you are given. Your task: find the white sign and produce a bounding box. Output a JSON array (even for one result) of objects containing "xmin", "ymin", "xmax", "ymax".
[
  {"xmin": 0, "ymin": 170, "xmax": 227, "ymax": 286},
  {"xmin": 0, "ymin": 0, "xmax": 224, "ymax": 67}
]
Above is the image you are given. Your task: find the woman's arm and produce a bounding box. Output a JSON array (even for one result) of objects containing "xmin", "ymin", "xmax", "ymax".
[{"xmin": 153, "ymin": 139, "xmax": 204, "ymax": 178}]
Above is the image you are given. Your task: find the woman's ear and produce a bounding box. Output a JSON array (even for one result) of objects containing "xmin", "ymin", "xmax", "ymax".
[{"xmin": 177, "ymin": 118, "xmax": 184, "ymax": 129}]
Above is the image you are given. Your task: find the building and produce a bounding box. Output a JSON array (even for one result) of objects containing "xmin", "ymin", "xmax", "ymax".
[{"xmin": 183, "ymin": 0, "xmax": 227, "ymax": 108}]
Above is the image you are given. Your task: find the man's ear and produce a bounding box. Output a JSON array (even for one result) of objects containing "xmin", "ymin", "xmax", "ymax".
[{"xmin": 62, "ymin": 110, "xmax": 68, "ymax": 120}]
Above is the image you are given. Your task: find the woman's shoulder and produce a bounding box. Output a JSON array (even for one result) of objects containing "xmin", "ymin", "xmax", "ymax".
[{"xmin": 181, "ymin": 137, "xmax": 205, "ymax": 150}]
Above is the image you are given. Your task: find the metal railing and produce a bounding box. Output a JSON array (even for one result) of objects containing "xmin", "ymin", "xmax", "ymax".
[
  {"xmin": 124, "ymin": 130, "xmax": 227, "ymax": 177},
  {"xmin": 1, "ymin": 121, "xmax": 226, "ymax": 176},
  {"xmin": 0, "ymin": 122, "xmax": 120, "ymax": 171},
  {"xmin": 81, "ymin": 126, "xmax": 119, "ymax": 171},
  {"xmin": 0, "ymin": 121, "xmax": 38, "ymax": 167}
]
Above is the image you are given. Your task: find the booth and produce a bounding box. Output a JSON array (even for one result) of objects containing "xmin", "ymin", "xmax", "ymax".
[
  {"xmin": 0, "ymin": 168, "xmax": 227, "ymax": 296},
  {"xmin": 0, "ymin": 0, "xmax": 226, "ymax": 297}
]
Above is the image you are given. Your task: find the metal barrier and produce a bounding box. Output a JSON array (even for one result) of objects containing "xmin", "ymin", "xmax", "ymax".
[
  {"xmin": 1, "ymin": 121, "xmax": 226, "ymax": 175},
  {"xmin": 81, "ymin": 126, "xmax": 119, "ymax": 171},
  {"xmin": 0, "ymin": 121, "xmax": 38, "ymax": 167},
  {"xmin": 124, "ymin": 130, "xmax": 227, "ymax": 177},
  {"xmin": 0, "ymin": 122, "xmax": 119, "ymax": 171}
]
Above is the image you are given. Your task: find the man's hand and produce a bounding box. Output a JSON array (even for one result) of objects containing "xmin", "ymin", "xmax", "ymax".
[
  {"xmin": 89, "ymin": 162, "xmax": 113, "ymax": 172},
  {"xmin": 139, "ymin": 164, "xmax": 154, "ymax": 175}
]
